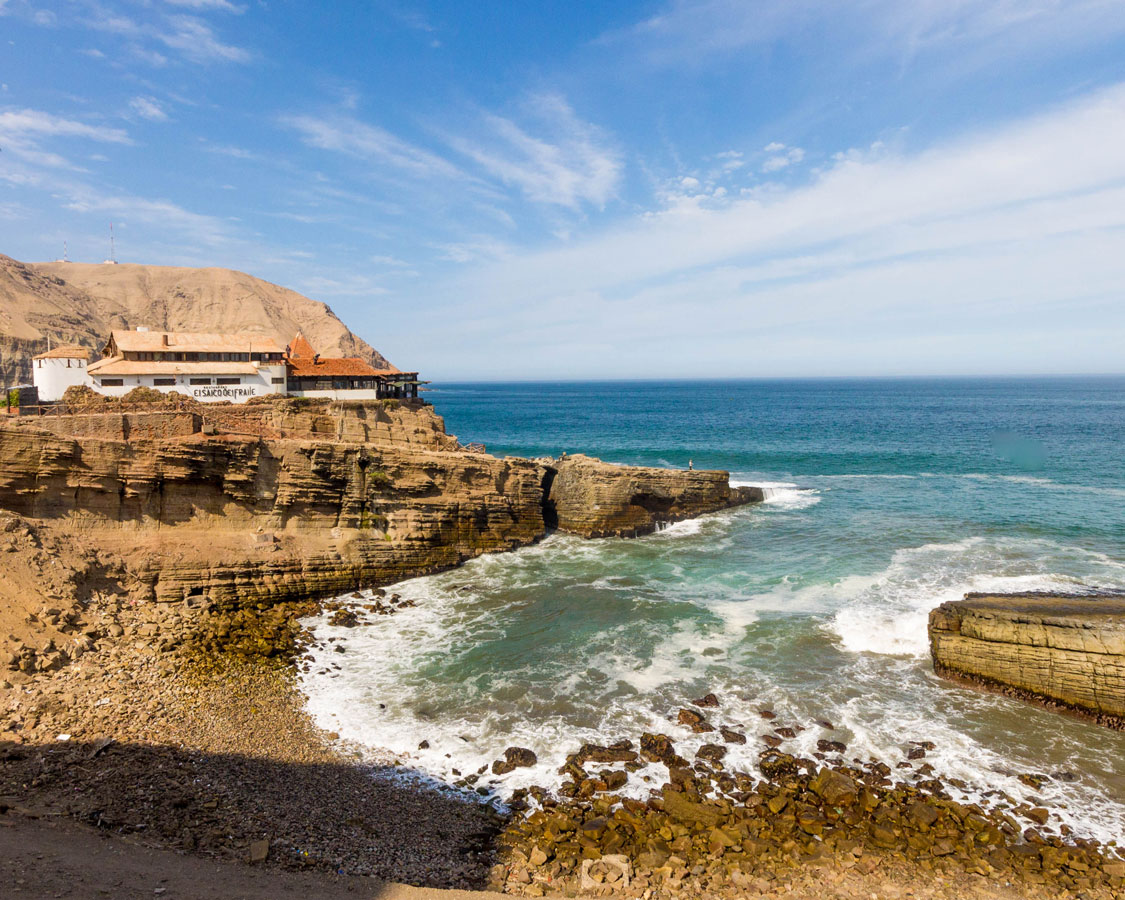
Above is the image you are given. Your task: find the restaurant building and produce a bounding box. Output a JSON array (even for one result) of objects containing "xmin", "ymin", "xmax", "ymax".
[
  {"xmin": 86, "ymin": 329, "xmax": 288, "ymax": 402},
  {"xmin": 34, "ymin": 327, "xmax": 424, "ymax": 405}
]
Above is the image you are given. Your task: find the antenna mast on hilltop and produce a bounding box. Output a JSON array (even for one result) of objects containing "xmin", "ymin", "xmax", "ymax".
[
  {"xmin": 104, "ymin": 223, "xmax": 118, "ymax": 265},
  {"xmin": 61, "ymin": 240, "xmax": 69, "ymax": 263}
]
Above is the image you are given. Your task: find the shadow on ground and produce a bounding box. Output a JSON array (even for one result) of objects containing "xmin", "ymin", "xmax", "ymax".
[{"xmin": 0, "ymin": 738, "xmax": 504, "ymax": 891}]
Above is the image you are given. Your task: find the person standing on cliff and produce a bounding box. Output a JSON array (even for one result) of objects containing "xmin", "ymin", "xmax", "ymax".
[{"xmin": 688, "ymin": 459, "xmax": 693, "ymax": 470}]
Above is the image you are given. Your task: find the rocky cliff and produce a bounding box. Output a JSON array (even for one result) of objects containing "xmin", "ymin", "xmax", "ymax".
[
  {"xmin": 0, "ymin": 254, "xmax": 389, "ymax": 386},
  {"xmin": 929, "ymin": 592, "xmax": 1125, "ymax": 729},
  {"xmin": 546, "ymin": 453, "xmax": 763, "ymax": 538},
  {"xmin": 0, "ymin": 400, "xmax": 759, "ymax": 667}
]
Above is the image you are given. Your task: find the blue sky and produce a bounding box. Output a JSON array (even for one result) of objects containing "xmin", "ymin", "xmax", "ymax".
[{"xmin": 2, "ymin": 1, "xmax": 1124, "ymax": 379}]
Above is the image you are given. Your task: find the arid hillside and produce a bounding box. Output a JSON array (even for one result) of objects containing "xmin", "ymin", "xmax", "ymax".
[{"xmin": 0, "ymin": 254, "xmax": 390, "ymax": 386}]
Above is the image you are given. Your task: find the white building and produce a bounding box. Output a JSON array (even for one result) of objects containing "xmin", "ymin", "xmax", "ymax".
[
  {"xmin": 87, "ymin": 330, "xmax": 288, "ymax": 403},
  {"xmin": 32, "ymin": 346, "xmax": 91, "ymax": 401}
]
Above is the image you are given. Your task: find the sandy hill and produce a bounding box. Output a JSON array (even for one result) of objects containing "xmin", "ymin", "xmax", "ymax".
[{"xmin": 0, "ymin": 255, "xmax": 389, "ymax": 387}]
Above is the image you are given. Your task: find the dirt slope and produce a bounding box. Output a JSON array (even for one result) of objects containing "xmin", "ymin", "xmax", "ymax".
[{"xmin": 0, "ymin": 254, "xmax": 390, "ymax": 386}]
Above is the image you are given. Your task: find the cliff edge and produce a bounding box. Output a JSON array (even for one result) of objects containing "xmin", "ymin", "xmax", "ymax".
[
  {"xmin": 0, "ymin": 398, "xmax": 760, "ymax": 671},
  {"xmin": 929, "ymin": 591, "xmax": 1125, "ymax": 729}
]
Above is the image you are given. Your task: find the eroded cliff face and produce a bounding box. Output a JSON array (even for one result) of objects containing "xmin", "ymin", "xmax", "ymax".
[
  {"xmin": 546, "ymin": 453, "xmax": 764, "ymax": 538},
  {"xmin": 0, "ymin": 403, "xmax": 759, "ymax": 620},
  {"xmin": 929, "ymin": 592, "xmax": 1125, "ymax": 729},
  {"xmin": 0, "ymin": 410, "xmax": 543, "ymax": 608}
]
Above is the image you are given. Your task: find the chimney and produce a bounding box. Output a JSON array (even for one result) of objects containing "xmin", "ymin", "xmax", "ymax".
[
  {"xmin": 314, "ymin": 353, "xmax": 320, "ymax": 364},
  {"xmin": 161, "ymin": 334, "xmax": 169, "ymax": 347}
]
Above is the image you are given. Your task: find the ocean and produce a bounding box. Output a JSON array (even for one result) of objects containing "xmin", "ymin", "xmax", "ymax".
[{"xmin": 299, "ymin": 377, "xmax": 1125, "ymax": 843}]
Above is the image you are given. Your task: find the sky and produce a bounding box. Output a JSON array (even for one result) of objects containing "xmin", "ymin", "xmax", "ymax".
[{"xmin": 1, "ymin": 1, "xmax": 1124, "ymax": 379}]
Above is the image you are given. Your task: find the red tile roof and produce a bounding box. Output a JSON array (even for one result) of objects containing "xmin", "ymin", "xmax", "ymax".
[
  {"xmin": 286, "ymin": 357, "xmax": 381, "ymax": 377},
  {"xmin": 288, "ymin": 332, "xmax": 318, "ymax": 359}
]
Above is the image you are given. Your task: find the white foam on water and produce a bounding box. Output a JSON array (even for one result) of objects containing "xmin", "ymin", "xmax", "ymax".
[
  {"xmin": 651, "ymin": 518, "xmax": 704, "ymax": 537},
  {"xmin": 825, "ymin": 537, "xmax": 1120, "ymax": 658},
  {"xmin": 731, "ymin": 480, "xmax": 821, "ymax": 510},
  {"xmin": 298, "ymin": 526, "xmax": 1125, "ymax": 845}
]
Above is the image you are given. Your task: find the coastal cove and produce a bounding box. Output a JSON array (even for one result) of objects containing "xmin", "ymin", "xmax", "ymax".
[{"xmin": 299, "ymin": 377, "xmax": 1125, "ymax": 845}]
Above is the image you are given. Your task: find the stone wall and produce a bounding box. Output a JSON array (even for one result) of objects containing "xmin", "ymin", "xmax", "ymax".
[
  {"xmin": 929, "ymin": 592, "xmax": 1125, "ymax": 728},
  {"xmin": 14, "ymin": 411, "xmax": 201, "ymax": 441}
]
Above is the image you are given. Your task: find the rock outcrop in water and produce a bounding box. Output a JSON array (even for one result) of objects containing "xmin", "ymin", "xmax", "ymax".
[
  {"xmin": 0, "ymin": 398, "xmax": 759, "ymax": 666},
  {"xmin": 545, "ymin": 453, "xmax": 764, "ymax": 538},
  {"xmin": 929, "ymin": 592, "xmax": 1125, "ymax": 729}
]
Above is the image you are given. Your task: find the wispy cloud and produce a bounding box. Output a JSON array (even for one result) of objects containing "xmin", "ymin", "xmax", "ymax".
[
  {"xmin": 163, "ymin": 0, "xmax": 246, "ymax": 12},
  {"xmin": 445, "ymin": 94, "xmax": 622, "ymax": 208},
  {"xmin": 57, "ymin": 4, "xmax": 251, "ymax": 66},
  {"xmin": 416, "ymin": 83, "xmax": 1125, "ymax": 376},
  {"xmin": 281, "ymin": 113, "xmax": 463, "ymax": 180},
  {"xmin": 605, "ymin": 0, "xmax": 1125, "ymax": 68},
  {"xmin": 129, "ymin": 96, "xmax": 169, "ymax": 121},
  {"xmin": 761, "ymin": 143, "xmax": 805, "ymax": 173},
  {"xmin": 0, "ymin": 108, "xmax": 130, "ymax": 167},
  {"xmin": 155, "ymin": 15, "xmax": 252, "ymax": 63},
  {"xmin": 0, "ymin": 108, "xmax": 131, "ymax": 143}
]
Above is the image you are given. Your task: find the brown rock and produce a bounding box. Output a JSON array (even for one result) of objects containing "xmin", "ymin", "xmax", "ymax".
[
  {"xmin": 809, "ymin": 768, "xmax": 859, "ymax": 807},
  {"xmin": 692, "ymin": 693, "xmax": 720, "ymax": 708},
  {"xmin": 492, "ymin": 746, "xmax": 538, "ymax": 775},
  {"xmin": 695, "ymin": 744, "xmax": 727, "ymax": 764},
  {"xmin": 660, "ymin": 787, "xmax": 722, "ymax": 827},
  {"xmin": 719, "ymin": 727, "xmax": 746, "ymax": 744},
  {"xmin": 639, "ymin": 733, "xmax": 677, "ymax": 765}
]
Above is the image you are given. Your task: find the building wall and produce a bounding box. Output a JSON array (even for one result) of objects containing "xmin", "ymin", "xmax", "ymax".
[
  {"xmin": 287, "ymin": 388, "xmax": 382, "ymax": 401},
  {"xmin": 32, "ymin": 357, "xmax": 92, "ymax": 402},
  {"xmin": 91, "ymin": 364, "xmax": 287, "ymax": 404}
]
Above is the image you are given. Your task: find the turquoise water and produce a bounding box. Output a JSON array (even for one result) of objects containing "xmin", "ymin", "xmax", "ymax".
[{"xmin": 301, "ymin": 378, "xmax": 1125, "ymax": 843}]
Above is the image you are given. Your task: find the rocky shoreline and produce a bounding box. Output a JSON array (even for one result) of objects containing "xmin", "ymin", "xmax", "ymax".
[
  {"xmin": 3, "ymin": 398, "xmax": 1123, "ymax": 898},
  {"xmin": 490, "ymin": 709, "xmax": 1125, "ymax": 898},
  {"xmin": 5, "ymin": 581, "xmax": 1124, "ymax": 899}
]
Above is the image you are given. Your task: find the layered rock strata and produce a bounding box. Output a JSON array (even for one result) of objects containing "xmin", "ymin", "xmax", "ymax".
[
  {"xmin": 546, "ymin": 453, "xmax": 763, "ymax": 538},
  {"xmin": 929, "ymin": 592, "xmax": 1125, "ymax": 728},
  {"xmin": 1, "ymin": 400, "xmax": 759, "ymax": 664}
]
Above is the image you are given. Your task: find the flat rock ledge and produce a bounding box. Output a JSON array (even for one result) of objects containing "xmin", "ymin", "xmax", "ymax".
[{"xmin": 929, "ymin": 591, "xmax": 1125, "ymax": 729}]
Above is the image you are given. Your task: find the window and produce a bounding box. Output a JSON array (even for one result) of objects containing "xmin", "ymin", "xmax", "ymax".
[
  {"xmin": 101, "ymin": 378, "xmax": 124, "ymax": 387},
  {"xmin": 37, "ymin": 360, "xmax": 42, "ymax": 368},
  {"xmin": 216, "ymin": 377, "xmax": 241, "ymax": 385},
  {"xmin": 153, "ymin": 378, "xmax": 176, "ymax": 386},
  {"xmin": 271, "ymin": 377, "xmax": 284, "ymax": 385},
  {"xmin": 189, "ymin": 377, "xmax": 211, "ymax": 385}
]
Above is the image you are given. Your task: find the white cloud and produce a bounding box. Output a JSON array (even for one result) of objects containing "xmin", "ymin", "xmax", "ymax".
[
  {"xmin": 282, "ymin": 114, "xmax": 463, "ymax": 180},
  {"xmin": 415, "ymin": 83, "xmax": 1125, "ymax": 376},
  {"xmin": 156, "ymin": 15, "xmax": 251, "ymax": 63},
  {"xmin": 0, "ymin": 108, "xmax": 131, "ymax": 143},
  {"xmin": 610, "ymin": 0, "xmax": 1125, "ymax": 66},
  {"xmin": 0, "ymin": 108, "xmax": 131, "ymax": 167},
  {"xmin": 762, "ymin": 145, "xmax": 805, "ymax": 172},
  {"xmin": 163, "ymin": 0, "xmax": 246, "ymax": 12},
  {"xmin": 129, "ymin": 96, "xmax": 169, "ymax": 121},
  {"xmin": 74, "ymin": 7, "xmax": 249, "ymax": 65},
  {"xmin": 445, "ymin": 94, "xmax": 622, "ymax": 208}
]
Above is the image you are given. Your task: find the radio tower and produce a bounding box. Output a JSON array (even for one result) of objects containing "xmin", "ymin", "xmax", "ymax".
[{"xmin": 104, "ymin": 223, "xmax": 118, "ymax": 265}]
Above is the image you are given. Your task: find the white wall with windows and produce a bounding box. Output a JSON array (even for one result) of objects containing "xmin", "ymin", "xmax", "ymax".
[{"xmin": 91, "ymin": 365, "xmax": 288, "ymax": 403}]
